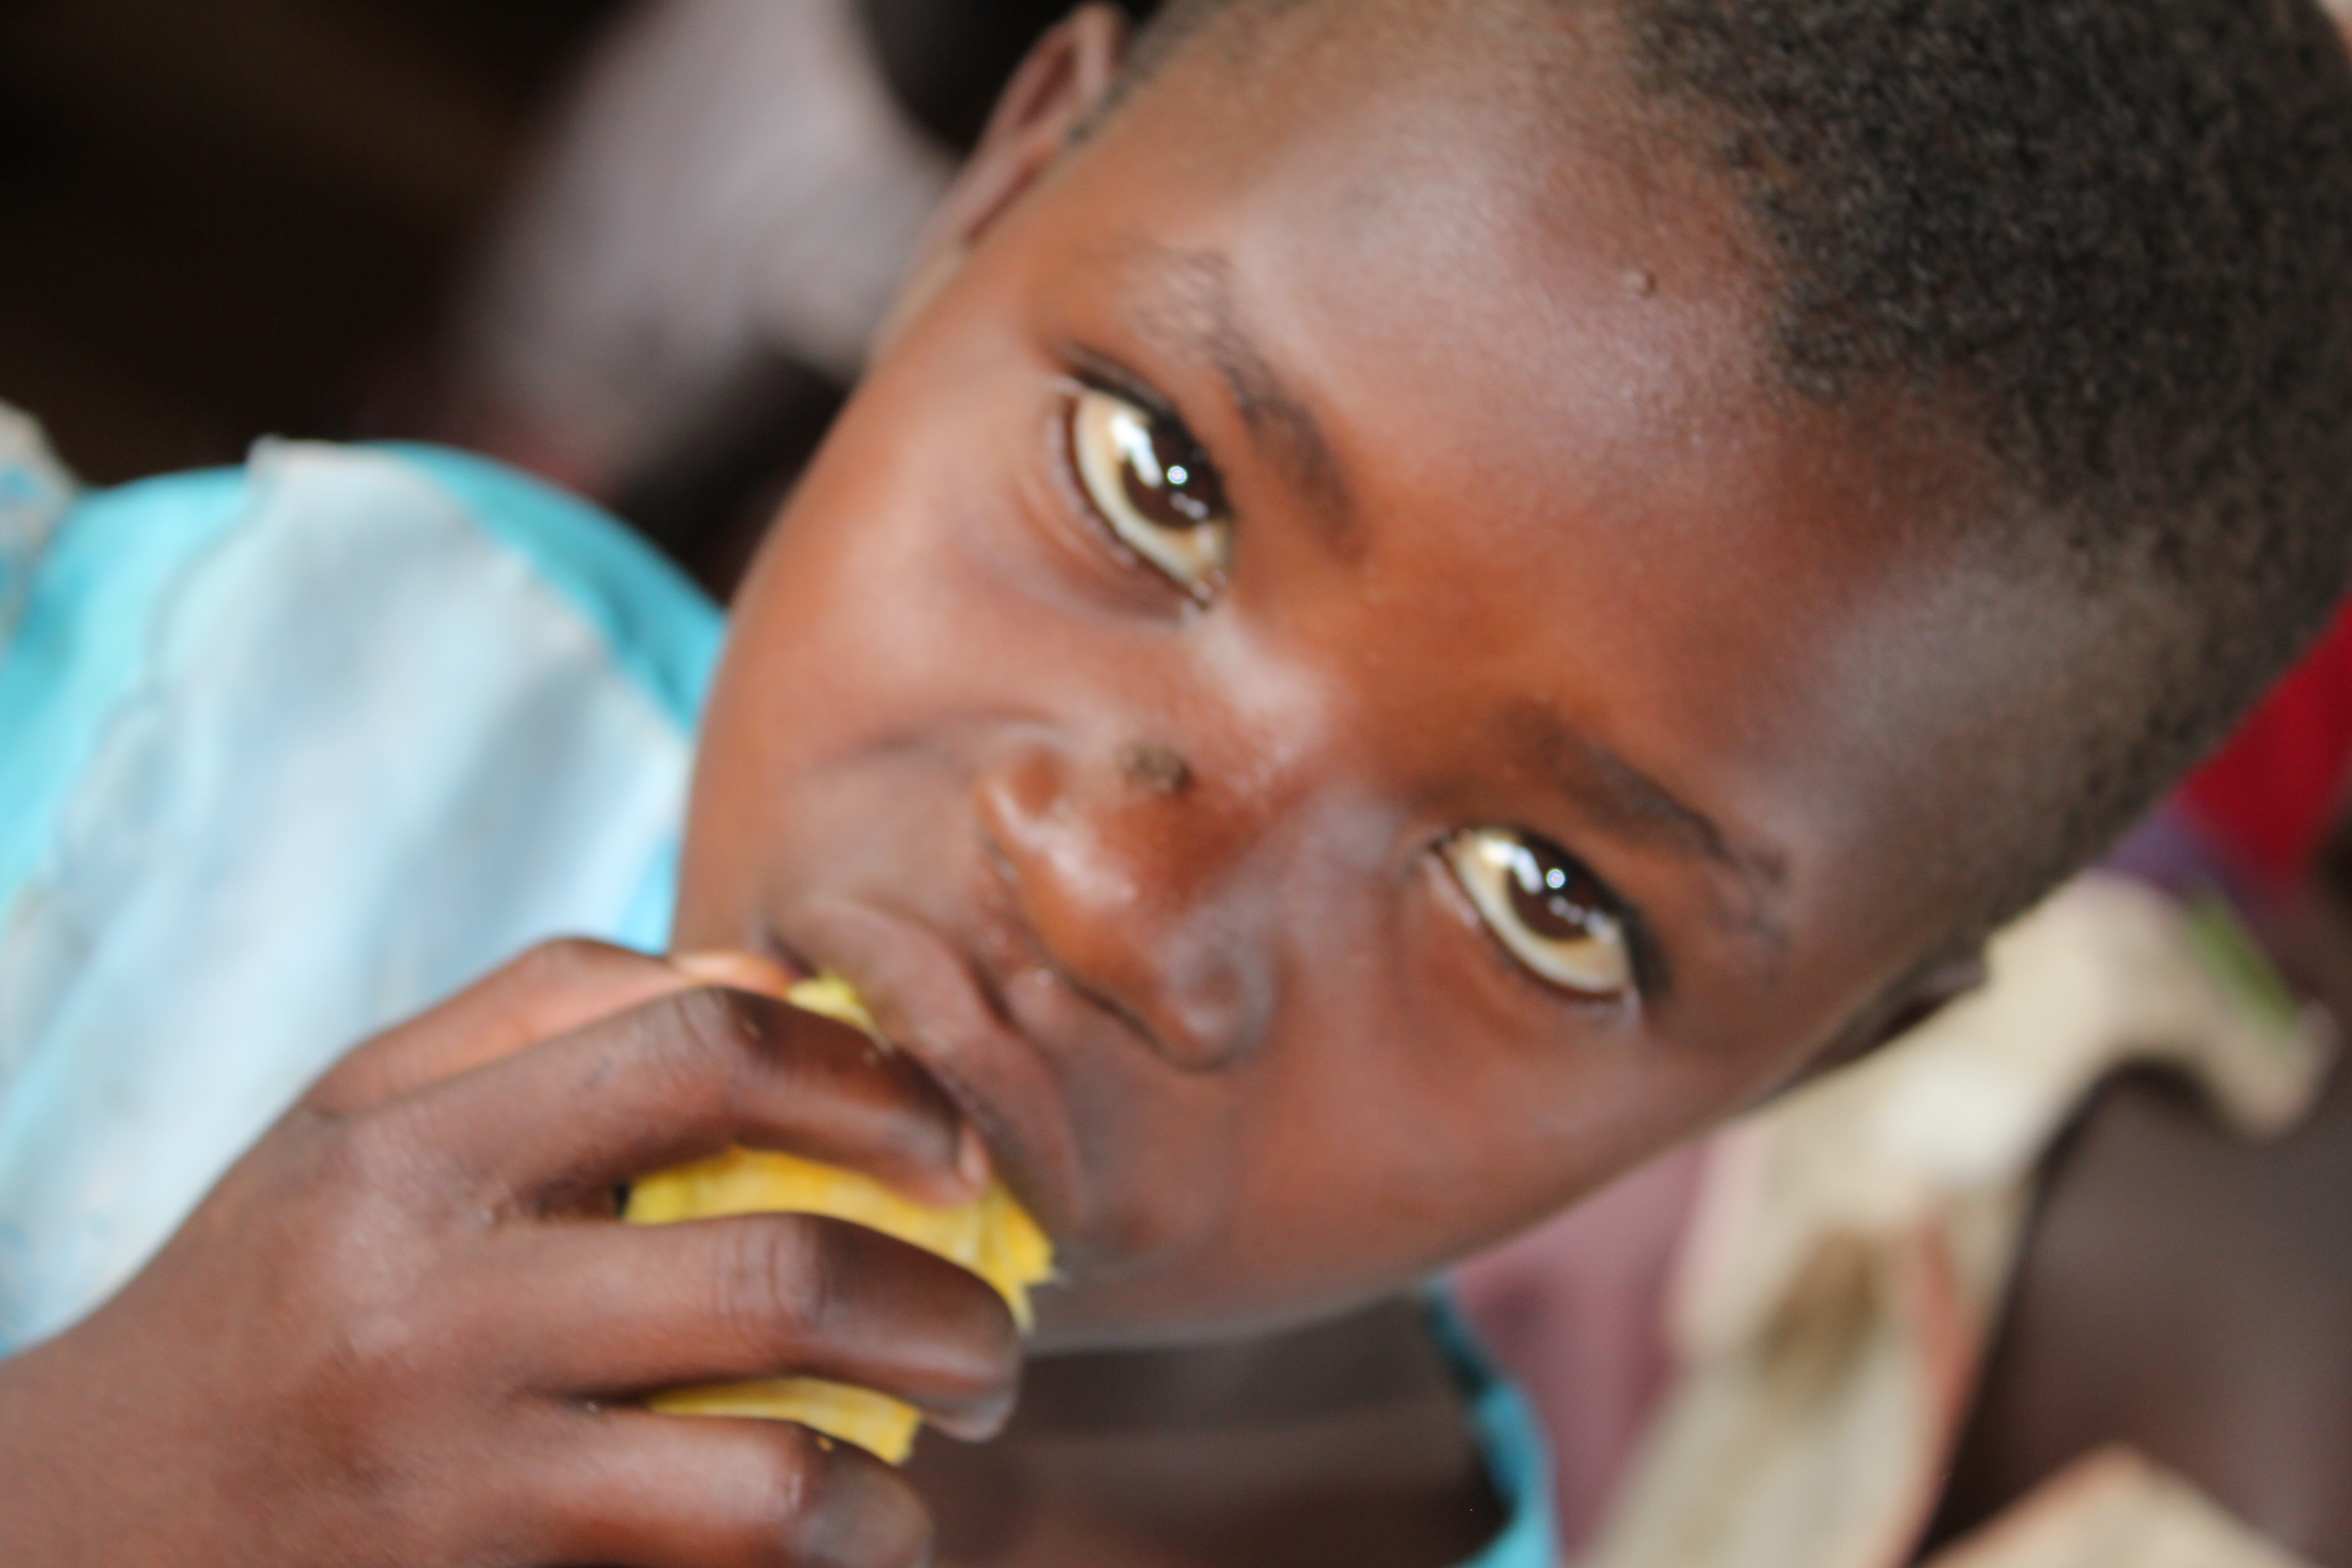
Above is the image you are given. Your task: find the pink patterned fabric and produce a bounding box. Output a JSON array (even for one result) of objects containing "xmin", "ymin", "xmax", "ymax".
[{"xmin": 1452, "ymin": 1145, "xmax": 1705, "ymax": 1554}]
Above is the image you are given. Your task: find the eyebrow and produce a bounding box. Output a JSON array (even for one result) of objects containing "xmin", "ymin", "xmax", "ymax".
[
  {"xmin": 1122, "ymin": 244, "xmax": 1358, "ymax": 555},
  {"xmin": 1503, "ymin": 701, "xmax": 1791, "ymax": 960}
]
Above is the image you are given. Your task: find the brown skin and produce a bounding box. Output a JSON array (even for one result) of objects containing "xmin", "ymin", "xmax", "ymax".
[
  {"xmin": 0, "ymin": 941, "xmax": 1021, "ymax": 1567},
  {"xmin": 674, "ymin": 1, "xmax": 2024, "ymax": 1352},
  {"xmin": 1929, "ymin": 877, "xmax": 2352, "ymax": 1566},
  {"xmin": 0, "ymin": 7, "xmax": 2082, "ymax": 1565}
]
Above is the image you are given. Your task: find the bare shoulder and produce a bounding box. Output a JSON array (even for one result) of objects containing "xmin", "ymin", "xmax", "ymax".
[{"xmin": 1931, "ymin": 896, "xmax": 2352, "ymax": 1566}]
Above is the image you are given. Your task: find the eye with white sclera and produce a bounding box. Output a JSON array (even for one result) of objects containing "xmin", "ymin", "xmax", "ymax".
[
  {"xmin": 1444, "ymin": 828, "xmax": 1635, "ymax": 1000},
  {"xmin": 1068, "ymin": 386, "xmax": 1234, "ymax": 599}
]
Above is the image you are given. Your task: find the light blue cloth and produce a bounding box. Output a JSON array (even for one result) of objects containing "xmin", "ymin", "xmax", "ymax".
[
  {"xmin": 0, "ymin": 418, "xmax": 1552, "ymax": 1568},
  {"xmin": 1431, "ymin": 1290, "xmax": 1561, "ymax": 1568},
  {"xmin": 0, "ymin": 427, "xmax": 718, "ymax": 1350}
]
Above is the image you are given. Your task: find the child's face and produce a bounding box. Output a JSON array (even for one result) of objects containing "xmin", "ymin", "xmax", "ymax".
[{"xmin": 676, "ymin": 6, "xmax": 2034, "ymax": 1349}]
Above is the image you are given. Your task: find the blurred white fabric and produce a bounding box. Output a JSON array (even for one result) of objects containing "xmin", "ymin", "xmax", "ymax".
[
  {"xmin": 456, "ymin": 0, "xmax": 954, "ymax": 480},
  {"xmin": 0, "ymin": 430, "xmax": 715, "ymax": 1349}
]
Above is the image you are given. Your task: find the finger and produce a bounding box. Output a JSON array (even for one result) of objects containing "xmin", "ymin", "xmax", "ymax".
[
  {"xmin": 310, "ymin": 938, "xmax": 700, "ymax": 1114},
  {"xmin": 498, "ymin": 1213, "xmax": 1020, "ymax": 1437},
  {"xmin": 671, "ymin": 949, "xmax": 799, "ymax": 999},
  {"xmin": 539, "ymin": 1409, "xmax": 931, "ymax": 1568},
  {"xmin": 383, "ymin": 986, "xmax": 979, "ymax": 1211}
]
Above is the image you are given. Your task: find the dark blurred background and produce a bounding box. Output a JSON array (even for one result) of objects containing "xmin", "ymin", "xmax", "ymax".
[
  {"xmin": 0, "ymin": 0, "xmax": 619, "ymax": 480},
  {"xmin": 0, "ymin": 0, "xmax": 1137, "ymax": 586}
]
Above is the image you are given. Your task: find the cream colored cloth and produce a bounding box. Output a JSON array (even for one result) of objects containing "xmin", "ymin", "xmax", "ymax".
[
  {"xmin": 0, "ymin": 404, "xmax": 76, "ymax": 649},
  {"xmin": 1575, "ymin": 873, "xmax": 2334, "ymax": 1568},
  {"xmin": 1926, "ymin": 1450, "xmax": 2313, "ymax": 1568},
  {"xmin": 456, "ymin": 0, "xmax": 955, "ymax": 477}
]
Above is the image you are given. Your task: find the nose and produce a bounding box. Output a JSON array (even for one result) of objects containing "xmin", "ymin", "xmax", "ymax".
[{"xmin": 973, "ymin": 733, "xmax": 1276, "ymax": 1073}]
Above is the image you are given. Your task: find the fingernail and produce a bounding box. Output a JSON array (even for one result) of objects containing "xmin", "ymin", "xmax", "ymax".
[
  {"xmin": 956, "ymin": 1123, "xmax": 994, "ymax": 1191},
  {"xmin": 669, "ymin": 949, "xmax": 796, "ymax": 999}
]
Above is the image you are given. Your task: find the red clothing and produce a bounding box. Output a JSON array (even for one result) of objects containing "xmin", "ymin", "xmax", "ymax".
[{"xmin": 2178, "ymin": 598, "xmax": 2352, "ymax": 889}]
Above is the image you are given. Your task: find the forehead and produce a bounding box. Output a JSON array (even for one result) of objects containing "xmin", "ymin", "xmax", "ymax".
[
  {"xmin": 1096, "ymin": 40, "xmax": 1986, "ymax": 771},
  {"xmin": 1081, "ymin": 4, "xmax": 1895, "ymax": 651}
]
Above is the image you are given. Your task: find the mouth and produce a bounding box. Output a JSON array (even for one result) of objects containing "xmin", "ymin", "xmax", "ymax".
[{"xmin": 759, "ymin": 898, "xmax": 1088, "ymax": 1247}]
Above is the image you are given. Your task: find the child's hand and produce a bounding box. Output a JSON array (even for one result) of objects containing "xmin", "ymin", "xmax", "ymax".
[{"xmin": 0, "ymin": 940, "xmax": 1018, "ymax": 1568}]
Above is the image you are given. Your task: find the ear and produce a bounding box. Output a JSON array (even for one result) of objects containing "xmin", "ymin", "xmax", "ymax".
[
  {"xmin": 1784, "ymin": 947, "xmax": 1991, "ymax": 1092},
  {"xmin": 872, "ymin": 4, "xmax": 1134, "ymax": 355}
]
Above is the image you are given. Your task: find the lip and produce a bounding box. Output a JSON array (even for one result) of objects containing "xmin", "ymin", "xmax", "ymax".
[{"xmin": 763, "ymin": 898, "xmax": 1089, "ymax": 1247}]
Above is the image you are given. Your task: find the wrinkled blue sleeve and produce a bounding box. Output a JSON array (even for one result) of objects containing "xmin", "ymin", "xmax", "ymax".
[{"xmin": 0, "ymin": 428, "xmax": 721, "ymax": 1349}]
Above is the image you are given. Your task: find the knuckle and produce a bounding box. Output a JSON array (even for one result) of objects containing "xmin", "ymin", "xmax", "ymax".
[
  {"xmin": 738, "ymin": 1427, "xmax": 826, "ymax": 1565},
  {"xmin": 514, "ymin": 935, "xmax": 629, "ymax": 989},
  {"xmin": 651, "ymin": 986, "xmax": 761, "ymax": 1106},
  {"xmin": 751, "ymin": 1436, "xmax": 931, "ymax": 1568},
  {"xmin": 315, "ymin": 1109, "xmax": 424, "ymax": 1201},
  {"xmin": 593, "ymin": 994, "xmax": 738, "ymax": 1147},
  {"xmin": 715, "ymin": 1215, "xmax": 838, "ymax": 1359},
  {"xmin": 870, "ymin": 1097, "xmax": 958, "ymax": 1175},
  {"xmin": 814, "ymin": 1448, "xmax": 934, "ymax": 1568},
  {"xmin": 287, "ymin": 1123, "xmax": 461, "ymax": 1318}
]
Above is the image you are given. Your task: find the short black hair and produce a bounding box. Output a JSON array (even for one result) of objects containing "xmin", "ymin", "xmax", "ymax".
[{"xmin": 1125, "ymin": 0, "xmax": 2352, "ymax": 931}]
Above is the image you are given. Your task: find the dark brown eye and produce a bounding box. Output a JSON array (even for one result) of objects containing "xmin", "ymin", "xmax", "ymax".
[
  {"xmin": 1070, "ymin": 387, "xmax": 1232, "ymax": 596},
  {"xmin": 1444, "ymin": 828, "xmax": 1632, "ymax": 997}
]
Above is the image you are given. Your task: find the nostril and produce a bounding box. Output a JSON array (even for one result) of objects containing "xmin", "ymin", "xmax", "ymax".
[
  {"xmin": 983, "ymin": 740, "xmax": 1075, "ymax": 837},
  {"xmin": 1115, "ymin": 740, "xmax": 1193, "ymax": 798},
  {"xmin": 973, "ymin": 736, "xmax": 1267, "ymax": 1073}
]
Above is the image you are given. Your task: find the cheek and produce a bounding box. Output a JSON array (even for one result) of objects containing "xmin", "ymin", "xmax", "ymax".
[
  {"xmin": 702, "ymin": 370, "xmax": 1049, "ymax": 753},
  {"xmin": 1135, "ymin": 1039, "xmax": 1701, "ymax": 1330},
  {"xmin": 676, "ymin": 407, "xmax": 1000, "ymax": 934},
  {"xmin": 1154, "ymin": 894, "xmax": 1703, "ymax": 1318}
]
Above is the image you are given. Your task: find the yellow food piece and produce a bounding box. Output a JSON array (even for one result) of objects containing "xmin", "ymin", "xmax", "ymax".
[{"xmin": 625, "ymin": 973, "xmax": 1052, "ymax": 1463}]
